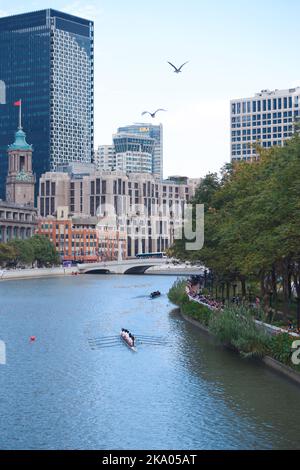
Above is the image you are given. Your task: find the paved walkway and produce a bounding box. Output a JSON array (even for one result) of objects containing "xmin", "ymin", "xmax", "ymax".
[{"xmin": 0, "ymin": 266, "xmax": 78, "ymax": 281}]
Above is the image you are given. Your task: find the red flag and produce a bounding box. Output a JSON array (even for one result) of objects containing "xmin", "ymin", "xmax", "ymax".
[{"xmin": 13, "ymin": 100, "xmax": 21, "ymax": 106}]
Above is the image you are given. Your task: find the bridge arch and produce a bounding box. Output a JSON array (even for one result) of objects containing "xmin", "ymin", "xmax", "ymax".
[
  {"xmin": 123, "ymin": 265, "xmax": 154, "ymax": 274},
  {"xmin": 84, "ymin": 268, "xmax": 111, "ymax": 274}
]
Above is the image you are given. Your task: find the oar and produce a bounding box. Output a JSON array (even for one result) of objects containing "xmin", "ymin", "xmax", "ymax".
[
  {"xmin": 88, "ymin": 341, "xmax": 121, "ymax": 346},
  {"xmin": 90, "ymin": 343, "xmax": 122, "ymax": 350},
  {"xmin": 89, "ymin": 339, "xmax": 121, "ymax": 346},
  {"xmin": 89, "ymin": 335, "xmax": 119, "ymax": 339},
  {"xmin": 135, "ymin": 335, "xmax": 167, "ymax": 339},
  {"xmin": 136, "ymin": 338, "xmax": 167, "ymax": 342},
  {"xmin": 139, "ymin": 341, "xmax": 171, "ymax": 346},
  {"xmin": 88, "ymin": 338, "xmax": 120, "ymax": 342}
]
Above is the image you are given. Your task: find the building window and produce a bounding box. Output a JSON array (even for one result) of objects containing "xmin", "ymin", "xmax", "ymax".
[
  {"xmin": 51, "ymin": 182, "xmax": 56, "ymax": 196},
  {"xmin": 96, "ymin": 178, "xmax": 100, "ymax": 194},
  {"xmin": 90, "ymin": 196, "xmax": 95, "ymax": 216}
]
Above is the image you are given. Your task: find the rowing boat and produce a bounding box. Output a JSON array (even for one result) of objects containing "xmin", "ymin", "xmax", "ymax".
[{"xmin": 120, "ymin": 333, "xmax": 137, "ymax": 352}]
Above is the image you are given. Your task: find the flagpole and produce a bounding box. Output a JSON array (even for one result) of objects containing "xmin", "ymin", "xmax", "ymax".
[{"xmin": 19, "ymin": 99, "xmax": 22, "ymax": 129}]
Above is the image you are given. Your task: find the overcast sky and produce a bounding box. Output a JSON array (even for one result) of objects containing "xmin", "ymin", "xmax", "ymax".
[{"xmin": 1, "ymin": 0, "xmax": 300, "ymax": 178}]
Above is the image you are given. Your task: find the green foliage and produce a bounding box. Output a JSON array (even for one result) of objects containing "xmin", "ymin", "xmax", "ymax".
[
  {"xmin": 30, "ymin": 235, "xmax": 60, "ymax": 267},
  {"xmin": 170, "ymin": 133, "xmax": 300, "ymax": 319},
  {"xmin": 168, "ymin": 279, "xmax": 189, "ymax": 306},
  {"xmin": 182, "ymin": 301, "xmax": 212, "ymax": 326},
  {"xmin": 269, "ymin": 333, "xmax": 294, "ymax": 365},
  {"xmin": 168, "ymin": 280, "xmax": 300, "ymax": 373},
  {"xmin": 168, "ymin": 279, "xmax": 212, "ymax": 325},
  {"xmin": 0, "ymin": 235, "xmax": 60, "ymax": 268},
  {"xmin": 208, "ymin": 305, "xmax": 271, "ymax": 358},
  {"xmin": 7, "ymin": 239, "xmax": 35, "ymax": 265},
  {"xmin": 0, "ymin": 243, "xmax": 16, "ymax": 266}
]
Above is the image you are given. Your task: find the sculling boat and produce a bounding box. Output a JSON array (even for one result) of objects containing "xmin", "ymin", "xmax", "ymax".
[
  {"xmin": 150, "ymin": 290, "xmax": 161, "ymax": 298},
  {"xmin": 120, "ymin": 331, "xmax": 137, "ymax": 352}
]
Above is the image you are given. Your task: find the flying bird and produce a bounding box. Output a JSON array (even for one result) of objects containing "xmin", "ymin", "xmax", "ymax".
[
  {"xmin": 167, "ymin": 61, "xmax": 189, "ymax": 73},
  {"xmin": 141, "ymin": 109, "xmax": 167, "ymax": 118}
]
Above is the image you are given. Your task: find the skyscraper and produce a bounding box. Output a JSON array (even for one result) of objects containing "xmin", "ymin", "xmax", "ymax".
[
  {"xmin": 230, "ymin": 87, "xmax": 300, "ymax": 162},
  {"xmin": 117, "ymin": 123, "xmax": 163, "ymax": 179},
  {"xmin": 0, "ymin": 9, "xmax": 94, "ymax": 198},
  {"xmin": 113, "ymin": 133, "xmax": 155, "ymax": 174}
]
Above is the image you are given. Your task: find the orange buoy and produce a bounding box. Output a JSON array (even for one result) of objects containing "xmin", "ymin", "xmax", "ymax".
[{"xmin": 30, "ymin": 336, "xmax": 36, "ymax": 342}]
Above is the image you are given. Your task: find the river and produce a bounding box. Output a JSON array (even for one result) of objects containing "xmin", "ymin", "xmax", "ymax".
[{"xmin": 0, "ymin": 274, "xmax": 299, "ymax": 449}]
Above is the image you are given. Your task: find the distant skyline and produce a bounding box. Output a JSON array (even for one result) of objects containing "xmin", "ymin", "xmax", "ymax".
[{"xmin": 1, "ymin": 0, "xmax": 300, "ymax": 178}]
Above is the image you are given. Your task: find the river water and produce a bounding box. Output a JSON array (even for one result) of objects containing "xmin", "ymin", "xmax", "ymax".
[{"xmin": 0, "ymin": 274, "xmax": 299, "ymax": 450}]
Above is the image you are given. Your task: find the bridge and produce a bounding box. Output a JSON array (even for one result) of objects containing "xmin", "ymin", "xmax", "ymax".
[{"xmin": 77, "ymin": 258, "xmax": 167, "ymax": 275}]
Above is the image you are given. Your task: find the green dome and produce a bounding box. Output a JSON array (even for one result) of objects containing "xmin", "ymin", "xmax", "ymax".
[{"xmin": 8, "ymin": 128, "xmax": 32, "ymax": 151}]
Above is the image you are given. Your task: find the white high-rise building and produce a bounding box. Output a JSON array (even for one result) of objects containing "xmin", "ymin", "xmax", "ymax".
[
  {"xmin": 112, "ymin": 133, "xmax": 155, "ymax": 175},
  {"xmin": 95, "ymin": 145, "xmax": 116, "ymax": 170},
  {"xmin": 97, "ymin": 124, "xmax": 163, "ymax": 178},
  {"xmin": 230, "ymin": 87, "xmax": 300, "ymax": 162},
  {"xmin": 117, "ymin": 123, "xmax": 163, "ymax": 179}
]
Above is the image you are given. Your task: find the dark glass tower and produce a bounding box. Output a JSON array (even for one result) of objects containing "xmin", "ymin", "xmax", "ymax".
[{"xmin": 0, "ymin": 9, "xmax": 94, "ymax": 198}]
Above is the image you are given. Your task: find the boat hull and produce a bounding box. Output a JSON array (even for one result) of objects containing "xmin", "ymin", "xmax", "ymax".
[{"xmin": 120, "ymin": 334, "xmax": 137, "ymax": 352}]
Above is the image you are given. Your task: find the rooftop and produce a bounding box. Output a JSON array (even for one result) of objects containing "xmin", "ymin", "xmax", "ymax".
[
  {"xmin": 0, "ymin": 200, "xmax": 36, "ymax": 211},
  {"xmin": 8, "ymin": 128, "xmax": 32, "ymax": 151},
  {"xmin": 231, "ymin": 86, "xmax": 300, "ymax": 102}
]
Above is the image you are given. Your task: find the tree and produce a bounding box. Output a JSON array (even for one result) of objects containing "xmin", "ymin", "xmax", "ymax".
[
  {"xmin": 30, "ymin": 235, "xmax": 60, "ymax": 267},
  {"xmin": 0, "ymin": 243, "xmax": 16, "ymax": 266},
  {"xmin": 7, "ymin": 239, "xmax": 35, "ymax": 266},
  {"xmin": 170, "ymin": 132, "xmax": 300, "ymax": 319}
]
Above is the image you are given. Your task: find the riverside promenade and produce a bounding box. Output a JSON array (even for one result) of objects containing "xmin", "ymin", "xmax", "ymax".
[
  {"xmin": 0, "ymin": 266, "xmax": 78, "ymax": 281},
  {"xmin": 0, "ymin": 263, "xmax": 203, "ymax": 281}
]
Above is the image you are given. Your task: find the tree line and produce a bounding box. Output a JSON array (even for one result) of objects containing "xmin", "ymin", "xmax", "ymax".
[
  {"xmin": 0, "ymin": 235, "xmax": 60, "ymax": 268},
  {"xmin": 170, "ymin": 132, "xmax": 300, "ymax": 320}
]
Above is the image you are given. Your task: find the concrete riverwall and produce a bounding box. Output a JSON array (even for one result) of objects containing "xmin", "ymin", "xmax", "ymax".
[{"xmin": 0, "ymin": 266, "xmax": 78, "ymax": 281}]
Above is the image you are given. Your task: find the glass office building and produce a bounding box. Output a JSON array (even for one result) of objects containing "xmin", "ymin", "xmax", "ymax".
[
  {"xmin": 113, "ymin": 133, "xmax": 155, "ymax": 174},
  {"xmin": 230, "ymin": 88, "xmax": 300, "ymax": 162},
  {"xmin": 0, "ymin": 9, "xmax": 94, "ymax": 198},
  {"xmin": 117, "ymin": 123, "xmax": 163, "ymax": 179}
]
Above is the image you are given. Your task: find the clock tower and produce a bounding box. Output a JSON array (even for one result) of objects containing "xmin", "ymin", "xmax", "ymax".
[{"xmin": 6, "ymin": 126, "xmax": 35, "ymax": 206}]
